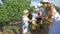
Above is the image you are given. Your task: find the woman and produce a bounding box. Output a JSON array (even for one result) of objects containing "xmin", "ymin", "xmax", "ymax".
[{"xmin": 41, "ymin": 0, "xmax": 60, "ymax": 34}]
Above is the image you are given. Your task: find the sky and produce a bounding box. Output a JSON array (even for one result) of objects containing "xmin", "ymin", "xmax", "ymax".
[
  {"xmin": 0, "ymin": 0, "xmax": 3, "ymax": 5},
  {"xmin": 31, "ymin": 0, "xmax": 60, "ymax": 7},
  {"xmin": 49, "ymin": 0, "xmax": 60, "ymax": 7},
  {"xmin": 0, "ymin": 0, "xmax": 60, "ymax": 7}
]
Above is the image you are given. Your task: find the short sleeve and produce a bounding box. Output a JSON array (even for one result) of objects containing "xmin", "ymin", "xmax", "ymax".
[
  {"xmin": 23, "ymin": 17, "xmax": 29, "ymax": 22},
  {"xmin": 39, "ymin": 8, "xmax": 45, "ymax": 17}
]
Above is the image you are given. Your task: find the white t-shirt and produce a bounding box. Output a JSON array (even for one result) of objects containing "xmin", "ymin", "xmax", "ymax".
[{"xmin": 22, "ymin": 15, "xmax": 29, "ymax": 26}]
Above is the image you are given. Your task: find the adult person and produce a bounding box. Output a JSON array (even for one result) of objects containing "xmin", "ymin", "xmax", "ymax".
[
  {"xmin": 41, "ymin": 0, "xmax": 60, "ymax": 34},
  {"xmin": 32, "ymin": 6, "xmax": 45, "ymax": 30},
  {"xmin": 41, "ymin": 1, "xmax": 54, "ymax": 23}
]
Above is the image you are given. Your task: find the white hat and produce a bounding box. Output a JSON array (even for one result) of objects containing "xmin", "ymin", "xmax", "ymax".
[
  {"xmin": 41, "ymin": 0, "xmax": 52, "ymax": 4},
  {"xmin": 42, "ymin": 0, "xmax": 49, "ymax": 2},
  {"xmin": 23, "ymin": 10, "xmax": 29, "ymax": 14},
  {"xmin": 34, "ymin": 5, "xmax": 40, "ymax": 11}
]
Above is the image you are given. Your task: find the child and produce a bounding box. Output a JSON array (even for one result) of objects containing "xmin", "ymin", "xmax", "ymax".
[{"xmin": 22, "ymin": 10, "xmax": 36, "ymax": 34}]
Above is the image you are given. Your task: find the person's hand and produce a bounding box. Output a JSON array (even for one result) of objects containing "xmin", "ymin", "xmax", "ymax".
[
  {"xmin": 31, "ymin": 25, "xmax": 36, "ymax": 30},
  {"xmin": 28, "ymin": 19, "xmax": 37, "ymax": 22},
  {"xmin": 29, "ymin": 20, "xmax": 33, "ymax": 22},
  {"xmin": 47, "ymin": 19, "xmax": 54, "ymax": 23},
  {"xmin": 42, "ymin": 16, "xmax": 48, "ymax": 20},
  {"xmin": 34, "ymin": 19, "xmax": 37, "ymax": 21},
  {"xmin": 33, "ymin": 19, "xmax": 37, "ymax": 21},
  {"xmin": 45, "ymin": 16, "xmax": 48, "ymax": 19}
]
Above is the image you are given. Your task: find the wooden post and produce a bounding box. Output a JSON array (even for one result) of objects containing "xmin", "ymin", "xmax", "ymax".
[{"xmin": 3, "ymin": 26, "xmax": 6, "ymax": 34}]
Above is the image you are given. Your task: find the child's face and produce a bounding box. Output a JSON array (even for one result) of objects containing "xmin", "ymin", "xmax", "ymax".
[{"xmin": 25, "ymin": 12, "xmax": 29, "ymax": 16}]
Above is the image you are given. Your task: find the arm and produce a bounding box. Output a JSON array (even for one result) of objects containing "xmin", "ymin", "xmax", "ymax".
[
  {"xmin": 28, "ymin": 19, "xmax": 37, "ymax": 22},
  {"xmin": 32, "ymin": 13, "xmax": 36, "ymax": 24},
  {"xmin": 42, "ymin": 15, "xmax": 54, "ymax": 23},
  {"xmin": 47, "ymin": 18, "xmax": 54, "ymax": 23},
  {"xmin": 49, "ymin": 4, "xmax": 54, "ymax": 16},
  {"xmin": 40, "ymin": 19, "xmax": 43, "ymax": 24},
  {"xmin": 48, "ymin": 5, "xmax": 54, "ymax": 23},
  {"xmin": 28, "ymin": 20, "xmax": 33, "ymax": 22}
]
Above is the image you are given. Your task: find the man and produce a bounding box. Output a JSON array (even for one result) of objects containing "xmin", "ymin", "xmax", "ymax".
[{"xmin": 32, "ymin": 7, "xmax": 45, "ymax": 30}]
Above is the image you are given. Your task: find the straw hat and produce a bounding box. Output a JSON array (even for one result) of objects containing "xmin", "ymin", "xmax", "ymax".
[
  {"xmin": 41, "ymin": 0, "xmax": 52, "ymax": 4},
  {"xmin": 23, "ymin": 10, "xmax": 29, "ymax": 14}
]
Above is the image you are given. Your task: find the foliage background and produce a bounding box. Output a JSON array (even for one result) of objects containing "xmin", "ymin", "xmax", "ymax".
[{"xmin": 0, "ymin": 0, "xmax": 32, "ymax": 27}]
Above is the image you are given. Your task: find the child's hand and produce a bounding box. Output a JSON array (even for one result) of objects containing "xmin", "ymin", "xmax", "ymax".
[
  {"xmin": 33, "ymin": 19, "xmax": 37, "ymax": 21},
  {"xmin": 29, "ymin": 20, "xmax": 33, "ymax": 22},
  {"xmin": 28, "ymin": 19, "xmax": 37, "ymax": 22}
]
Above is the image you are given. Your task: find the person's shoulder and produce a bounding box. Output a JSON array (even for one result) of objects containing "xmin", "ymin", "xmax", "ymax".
[
  {"xmin": 22, "ymin": 15, "xmax": 27, "ymax": 18},
  {"xmin": 22, "ymin": 16, "xmax": 29, "ymax": 20},
  {"xmin": 39, "ymin": 7, "xmax": 45, "ymax": 12},
  {"xmin": 39, "ymin": 7, "xmax": 45, "ymax": 10}
]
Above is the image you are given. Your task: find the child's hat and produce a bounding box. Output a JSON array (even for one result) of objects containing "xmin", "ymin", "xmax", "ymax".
[{"xmin": 23, "ymin": 10, "xmax": 29, "ymax": 14}]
